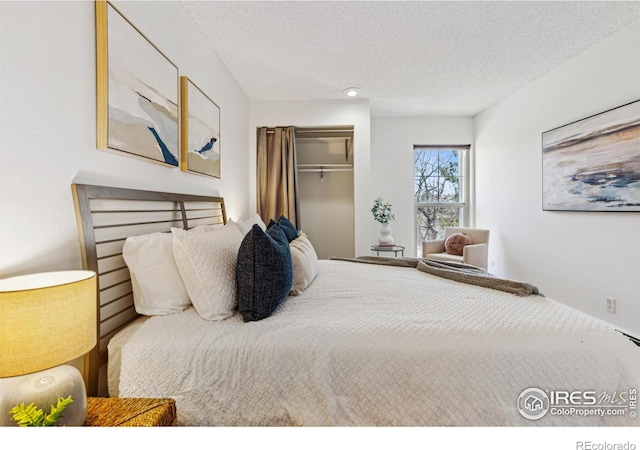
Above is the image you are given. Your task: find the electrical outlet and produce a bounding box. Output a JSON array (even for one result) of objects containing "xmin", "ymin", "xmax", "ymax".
[{"xmin": 605, "ymin": 296, "xmax": 616, "ymax": 314}]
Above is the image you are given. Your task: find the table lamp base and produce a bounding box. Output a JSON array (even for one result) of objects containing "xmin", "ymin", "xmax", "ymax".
[{"xmin": 0, "ymin": 365, "xmax": 87, "ymax": 426}]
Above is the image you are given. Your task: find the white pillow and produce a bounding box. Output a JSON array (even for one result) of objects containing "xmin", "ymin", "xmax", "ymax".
[
  {"xmin": 190, "ymin": 223, "xmax": 224, "ymax": 233},
  {"xmin": 171, "ymin": 221, "xmax": 244, "ymax": 321},
  {"xmin": 289, "ymin": 233, "xmax": 319, "ymax": 296},
  {"xmin": 234, "ymin": 214, "xmax": 267, "ymax": 234},
  {"xmin": 122, "ymin": 232, "xmax": 191, "ymax": 316}
]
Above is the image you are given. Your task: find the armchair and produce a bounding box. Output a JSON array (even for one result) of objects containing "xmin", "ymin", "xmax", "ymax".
[{"xmin": 422, "ymin": 227, "xmax": 490, "ymax": 270}]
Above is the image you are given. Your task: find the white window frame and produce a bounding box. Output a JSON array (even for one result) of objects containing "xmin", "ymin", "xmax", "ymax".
[{"xmin": 413, "ymin": 145, "xmax": 471, "ymax": 256}]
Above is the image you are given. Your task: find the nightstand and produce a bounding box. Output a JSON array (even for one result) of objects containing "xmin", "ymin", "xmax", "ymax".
[
  {"xmin": 84, "ymin": 397, "xmax": 177, "ymax": 426},
  {"xmin": 371, "ymin": 245, "xmax": 405, "ymax": 257}
]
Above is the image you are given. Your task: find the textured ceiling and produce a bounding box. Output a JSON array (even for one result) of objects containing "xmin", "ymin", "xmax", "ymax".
[{"xmin": 182, "ymin": 1, "xmax": 639, "ymax": 117}]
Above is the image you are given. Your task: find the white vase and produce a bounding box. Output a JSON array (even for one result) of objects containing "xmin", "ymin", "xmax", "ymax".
[{"xmin": 377, "ymin": 222, "xmax": 394, "ymax": 246}]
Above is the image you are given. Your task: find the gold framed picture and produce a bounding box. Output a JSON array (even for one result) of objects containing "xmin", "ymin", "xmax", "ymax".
[
  {"xmin": 180, "ymin": 76, "xmax": 221, "ymax": 178},
  {"xmin": 96, "ymin": 1, "xmax": 179, "ymax": 167}
]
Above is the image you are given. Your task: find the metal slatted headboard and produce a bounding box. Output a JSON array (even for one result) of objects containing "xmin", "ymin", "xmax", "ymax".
[{"xmin": 72, "ymin": 183, "xmax": 226, "ymax": 396}]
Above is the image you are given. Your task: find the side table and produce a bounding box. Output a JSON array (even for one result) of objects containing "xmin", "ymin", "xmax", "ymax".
[
  {"xmin": 84, "ymin": 397, "xmax": 177, "ymax": 426},
  {"xmin": 370, "ymin": 245, "xmax": 405, "ymax": 257}
]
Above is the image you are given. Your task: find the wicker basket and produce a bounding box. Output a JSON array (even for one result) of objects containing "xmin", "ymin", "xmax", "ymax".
[{"xmin": 84, "ymin": 397, "xmax": 177, "ymax": 427}]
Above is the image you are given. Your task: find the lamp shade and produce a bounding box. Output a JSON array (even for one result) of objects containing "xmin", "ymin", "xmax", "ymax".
[{"xmin": 0, "ymin": 271, "xmax": 97, "ymax": 378}]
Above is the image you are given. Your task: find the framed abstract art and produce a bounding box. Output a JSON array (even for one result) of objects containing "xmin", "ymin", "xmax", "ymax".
[
  {"xmin": 96, "ymin": 1, "xmax": 179, "ymax": 167},
  {"xmin": 180, "ymin": 76, "xmax": 221, "ymax": 178},
  {"xmin": 542, "ymin": 100, "xmax": 640, "ymax": 211}
]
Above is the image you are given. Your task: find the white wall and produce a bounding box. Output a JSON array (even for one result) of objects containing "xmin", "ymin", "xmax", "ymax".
[
  {"xmin": 370, "ymin": 117, "xmax": 475, "ymax": 256},
  {"xmin": 0, "ymin": 1, "xmax": 250, "ymax": 278},
  {"xmin": 250, "ymin": 100, "xmax": 371, "ymax": 256},
  {"xmin": 475, "ymin": 19, "xmax": 640, "ymax": 337}
]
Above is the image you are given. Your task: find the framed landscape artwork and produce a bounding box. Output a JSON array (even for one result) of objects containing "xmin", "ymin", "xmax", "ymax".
[
  {"xmin": 542, "ymin": 100, "xmax": 640, "ymax": 211},
  {"xmin": 96, "ymin": 1, "xmax": 179, "ymax": 167},
  {"xmin": 180, "ymin": 76, "xmax": 221, "ymax": 178}
]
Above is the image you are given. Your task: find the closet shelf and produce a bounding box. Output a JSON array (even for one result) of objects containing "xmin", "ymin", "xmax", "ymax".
[{"xmin": 298, "ymin": 168, "xmax": 353, "ymax": 172}]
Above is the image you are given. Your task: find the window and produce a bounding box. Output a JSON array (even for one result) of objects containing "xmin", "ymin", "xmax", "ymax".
[{"xmin": 414, "ymin": 145, "xmax": 470, "ymax": 255}]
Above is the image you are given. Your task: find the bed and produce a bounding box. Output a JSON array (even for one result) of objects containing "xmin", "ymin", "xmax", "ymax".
[{"xmin": 72, "ymin": 183, "xmax": 640, "ymax": 426}]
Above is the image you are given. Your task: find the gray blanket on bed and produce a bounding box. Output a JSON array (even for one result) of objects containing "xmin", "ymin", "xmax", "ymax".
[{"xmin": 329, "ymin": 256, "xmax": 543, "ymax": 297}]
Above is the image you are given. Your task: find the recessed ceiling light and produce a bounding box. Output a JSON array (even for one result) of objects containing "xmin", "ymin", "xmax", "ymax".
[{"xmin": 343, "ymin": 87, "xmax": 360, "ymax": 97}]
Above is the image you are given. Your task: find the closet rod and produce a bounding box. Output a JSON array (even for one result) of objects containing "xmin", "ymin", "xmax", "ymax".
[{"xmin": 297, "ymin": 164, "xmax": 352, "ymax": 168}]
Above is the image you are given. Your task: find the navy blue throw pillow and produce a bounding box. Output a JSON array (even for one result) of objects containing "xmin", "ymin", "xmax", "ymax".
[
  {"xmin": 237, "ymin": 223, "xmax": 293, "ymax": 322},
  {"xmin": 267, "ymin": 215, "xmax": 298, "ymax": 242}
]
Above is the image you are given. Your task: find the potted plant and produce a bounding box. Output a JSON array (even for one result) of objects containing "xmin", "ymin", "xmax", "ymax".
[{"xmin": 371, "ymin": 197, "xmax": 395, "ymax": 246}]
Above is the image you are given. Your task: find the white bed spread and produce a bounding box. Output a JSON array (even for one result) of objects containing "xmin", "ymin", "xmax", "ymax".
[{"xmin": 117, "ymin": 260, "xmax": 640, "ymax": 426}]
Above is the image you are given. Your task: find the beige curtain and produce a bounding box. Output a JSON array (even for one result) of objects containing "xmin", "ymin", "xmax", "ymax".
[{"xmin": 256, "ymin": 126, "xmax": 301, "ymax": 228}]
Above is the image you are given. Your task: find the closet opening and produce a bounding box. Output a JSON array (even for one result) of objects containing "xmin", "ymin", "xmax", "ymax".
[{"xmin": 295, "ymin": 126, "xmax": 355, "ymax": 259}]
